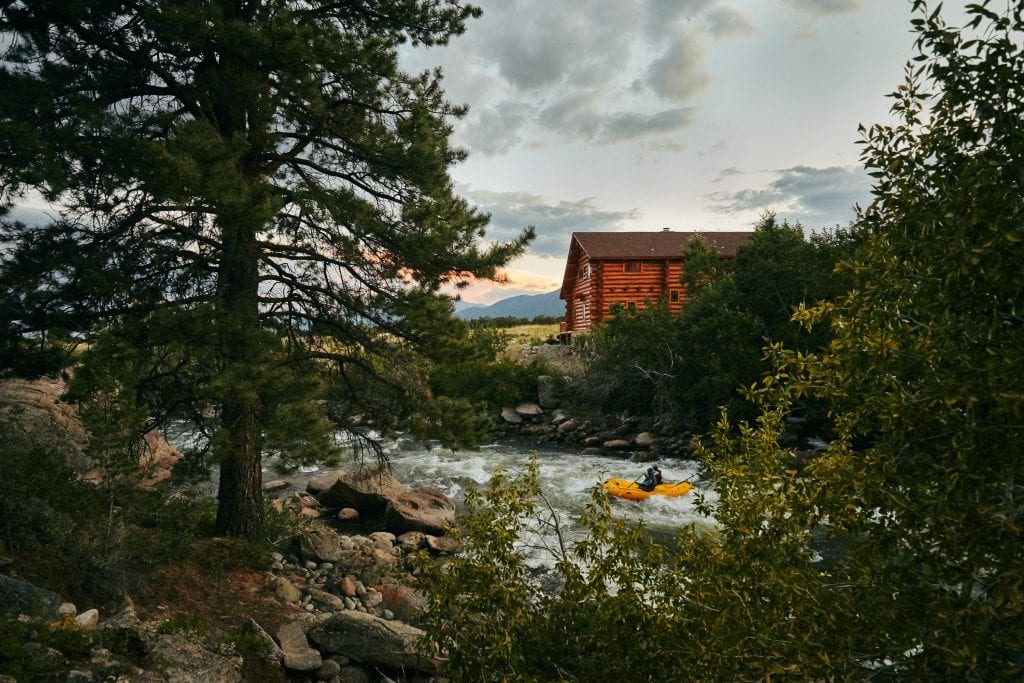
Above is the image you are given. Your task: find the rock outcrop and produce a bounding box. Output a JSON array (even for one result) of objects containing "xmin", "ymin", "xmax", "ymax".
[
  {"xmin": 0, "ymin": 378, "xmax": 180, "ymax": 487},
  {"xmin": 309, "ymin": 611, "xmax": 438, "ymax": 675}
]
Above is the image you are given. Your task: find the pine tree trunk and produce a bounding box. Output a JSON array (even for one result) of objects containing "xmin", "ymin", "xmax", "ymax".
[
  {"xmin": 212, "ymin": 202, "xmax": 266, "ymax": 537},
  {"xmin": 214, "ymin": 397, "xmax": 264, "ymax": 536}
]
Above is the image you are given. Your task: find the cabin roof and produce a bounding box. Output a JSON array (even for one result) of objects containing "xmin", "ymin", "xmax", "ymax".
[{"xmin": 572, "ymin": 230, "xmax": 751, "ymax": 259}]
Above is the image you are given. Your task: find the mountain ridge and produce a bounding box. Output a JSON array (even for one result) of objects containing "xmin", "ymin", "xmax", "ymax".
[{"xmin": 454, "ymin": 289, "xmax": 563, "ymax": 320}]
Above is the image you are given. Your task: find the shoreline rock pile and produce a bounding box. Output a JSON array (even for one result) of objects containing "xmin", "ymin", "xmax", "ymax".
[
  {"xmin": 493, "ymin": 373, "xmax": 698, "ymax": 461},
  {"xmin": 0, "ymin": 464, "xmax": 460, "ymax": 682}
]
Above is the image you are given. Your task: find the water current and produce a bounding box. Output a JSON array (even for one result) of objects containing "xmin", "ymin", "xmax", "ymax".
[{"xmin": 264, "ymin": 436, "xmax": 720, "ymax": 569}]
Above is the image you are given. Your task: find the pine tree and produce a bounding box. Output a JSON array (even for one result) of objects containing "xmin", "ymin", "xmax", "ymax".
[{"xmin": 0, "ymin": 1, "xmax": 531, "ymax": 537}]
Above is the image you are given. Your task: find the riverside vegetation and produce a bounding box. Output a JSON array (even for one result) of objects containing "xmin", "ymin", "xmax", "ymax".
[{"xmin": 1, "ymin": 1, "xmax": 1023, "ymax": 681}]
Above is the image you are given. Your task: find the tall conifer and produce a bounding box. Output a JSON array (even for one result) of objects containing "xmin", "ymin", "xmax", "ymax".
[{"xmin": 0, "ymin": 1, "xmax": 530, "ymax": 536}]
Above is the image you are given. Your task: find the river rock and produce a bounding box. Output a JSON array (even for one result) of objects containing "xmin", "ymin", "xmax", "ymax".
[
  {"xmin": 276, "ymin": 621, "xmax": 323, "ymax": 672},
  {"xmin": 339, "ymin": 575, "xmax": 357, "ymax": 598},
  {"xmin": 307, "ymin": 470, "xmax": 345, "ymax": 495},
  {"xmin": 537, "ymin": 375, "xmax": 559, "ymax": 408},
  {"xmin": 338, "ymin": 664, "xmax": 371, "ymax": 683},
  {"xmin": 425, "ymin": 534, "xmax": 461, "ymax": 554},
  {"xmin": 275, "ymin": 577, "xmax": 303, "ymax": 604},
  {"xmin": 337, "ymin": 507, "xmax": 360, "ymax": 523},
  {"xmin": 499, "ymin": 406, "xmax": 523, "ymax": 424},
  {"xmin": 515, "ymin": 402, "xmax": 543, "ymax": 417},
  {"xmin": 367, "ymin": 531, "xmax": 396, "ymax": 546},
  {"xmin": 385, "ymin": 487, "xmax": 454, "ymax": 535},
  {"xmin": 634, "ymin": 432, "xmax": 656, "ymax": 448},
  {"xmin": 396, "ymin": 531, "xmax": 426, "ymax": 551},
  {"xmin": 298, "ymin": 525, "xmax": 347, "ymax": 563},
  {"xmin": 602, "ymin": 439, "xmax": 631, "ymax": 450},
  {"xmin": 75, "ymin": 608, "xmax": 99, "ymax": 629},
  {"xmin": 315, "ymin": 658, "xmax": 342, "ymax": 681},
  {"xmin": 308, "ymin": 466, "xmax": 406, "ymax": 514},
  {"xmin": 308, "ymin": 588, "xmax": 346, "ymax": 612},
  {"xmin": 242, "ymin": 618, "xmax": 283, "ymax": 665},
  {"xmin": 557, "ymin": 418, "xmax": 577, "ymax": 433},
  {"xmin": 308, "ymin": 611, "xmax": 438, "ymax": 675},
  {"xmin": 375, "ymin": 583, "xmax": 428, "ymax": 621}
]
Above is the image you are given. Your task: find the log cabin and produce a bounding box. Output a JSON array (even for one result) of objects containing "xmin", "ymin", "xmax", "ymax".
[{"xmin": 558, "ymin": 229, "xmax": 751, "ymax": 340}]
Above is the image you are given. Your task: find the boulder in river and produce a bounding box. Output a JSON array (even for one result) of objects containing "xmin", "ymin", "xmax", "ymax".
[
  {"xmin": 499, "ymin": 406, "xmax": 523, "ymax": 424},
  {"xmin": 384, "ymin": 486, "xmax": 454, "ymax": 536},
  {"xmin": 307, "ymin": 466, "xmax": 405, "ymax": 514}
]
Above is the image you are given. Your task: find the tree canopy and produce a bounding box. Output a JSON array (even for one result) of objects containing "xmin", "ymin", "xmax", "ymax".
[{"xmin": 0, "ymin": 0, "xmax": 531, "ymax": 536}]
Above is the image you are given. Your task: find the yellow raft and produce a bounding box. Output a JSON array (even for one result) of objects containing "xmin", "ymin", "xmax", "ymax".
[{"xmin": 602, "ymin": 478, "xmax": 693, "ymax": 501}]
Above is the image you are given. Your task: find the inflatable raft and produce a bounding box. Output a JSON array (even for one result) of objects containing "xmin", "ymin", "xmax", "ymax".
[{"xmin": 602, "ymin": 478, "xmax": 693, "ymax": 501}]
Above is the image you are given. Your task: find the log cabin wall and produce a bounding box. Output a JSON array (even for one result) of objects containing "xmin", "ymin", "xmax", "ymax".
[
  {"xmin": 567, "ymin": 253, "xmax": 593, "ymax": 333},
  {"xmin": 595, "ymin": 259, "xmax": 687, "ymax": 319},
  {"xmin": 558, "ymin": 231, "xmax": 750, "ymax": 338}
]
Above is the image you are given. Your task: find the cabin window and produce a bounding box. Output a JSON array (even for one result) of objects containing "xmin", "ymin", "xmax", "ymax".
[
  {"xmin": 670, "ymin": 290, "xmax": 680, "ymax": 303},
  {"xmin": 624, "ymin": 261, "xmax": 641, "ymax": 273},
  {"xmin": 578, "ymin": 264, "xmax": 590, "ymax": 280}
]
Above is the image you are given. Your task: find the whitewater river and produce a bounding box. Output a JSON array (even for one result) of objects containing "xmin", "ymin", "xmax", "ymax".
[{"xmin": 263, "ymin": 437, "xmax": 719, "ymax": 568}]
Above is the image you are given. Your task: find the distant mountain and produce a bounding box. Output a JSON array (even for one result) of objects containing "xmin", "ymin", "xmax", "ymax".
[{"xmin": 454, "ymin": 289, "xmax": 563, "ymax": 320}]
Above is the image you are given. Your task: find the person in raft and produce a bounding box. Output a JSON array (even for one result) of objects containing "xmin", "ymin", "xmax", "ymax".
[{"xmin": 639, "ymin": 466, "xmax": 663, "ymax": 492}]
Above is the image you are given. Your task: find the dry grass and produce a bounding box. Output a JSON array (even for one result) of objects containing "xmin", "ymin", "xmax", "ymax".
[{"xmin": 501, "ymin": 323, "xmax": 560, "ymax": 347}]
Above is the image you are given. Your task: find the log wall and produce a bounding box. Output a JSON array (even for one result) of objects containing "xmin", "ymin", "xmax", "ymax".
[{"xmin": 593, "ymin": 259, "xmax": 686, "ymax": 321}]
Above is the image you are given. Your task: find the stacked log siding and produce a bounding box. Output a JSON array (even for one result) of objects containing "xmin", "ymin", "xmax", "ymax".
[{"xmin": 558, "ymin": 230, "xmax": 751, "ymax": 337}]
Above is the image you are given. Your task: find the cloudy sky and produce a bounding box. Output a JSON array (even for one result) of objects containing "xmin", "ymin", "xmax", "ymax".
[{"xmin": 401, "ymin": 0, "xmax": 930, "ymax": 303}]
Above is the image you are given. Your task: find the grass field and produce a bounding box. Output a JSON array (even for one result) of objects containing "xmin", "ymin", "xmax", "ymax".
[{"xmin": 502, "ymin": 323, "xmax": 560, "ymax": 346}]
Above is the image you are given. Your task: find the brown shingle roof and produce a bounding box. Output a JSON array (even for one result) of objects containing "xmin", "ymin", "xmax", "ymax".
[{"xmin": 572, "ymin": 230, "xmax": 751, "ymax": 259}]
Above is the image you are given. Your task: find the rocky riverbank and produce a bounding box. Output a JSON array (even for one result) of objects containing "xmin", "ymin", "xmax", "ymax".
[
  {"xmin": 0, "ymin": 465, "xmax": 460, "ymax": 682},
  {"xmin": 491, "ymin": 372, "xmax": 699, "ymax": 462},
  {"xmin": 490, "ymin": 369, "xmax": 824, "ymax": 468}
]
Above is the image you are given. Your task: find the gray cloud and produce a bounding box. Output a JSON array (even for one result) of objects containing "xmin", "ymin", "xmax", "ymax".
[
  {"xmin": 706, "ymin": 165, "xmax": 870, "ymax": 228},
  {"xmin": 403, "ymin": 0, "xmax": 756, "ymax": 154},
  {"xmin": 645, "ymin": 30, "xmax": 711, "ymax": 101},
  {"xmin": 784, "ymin": 0, "xmax": 861, "ymax": 16},
  {"xmin": 714, "ymin": 166, "xmax": 742, "ymax": 182},
  {"xmin": 605, "ymin": 107, "xmax": 699, "ymax": 142},
  {"xmin": 538, "ymin": 89, "xmax": 696, "ymax": 143},
  {"xmin": 643, "ymin": 0, "xmax": 716, "ymax": 37},
  {"xmin": 458, "ymin": 104, "xmax": 529, "ymax": 156},
  {"xmin": 463, "ymin": 188, "xmax": 641, "ymax": 257},
  {"xmin": 706, "ymin": 6, "xmax": 755, "ymax": 37}
]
